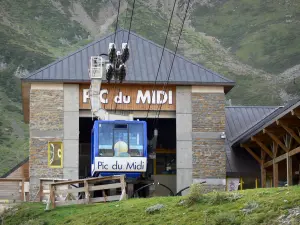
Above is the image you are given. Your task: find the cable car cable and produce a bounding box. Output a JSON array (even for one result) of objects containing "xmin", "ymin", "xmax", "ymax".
[
  {"xmin": 114, "ymin": 0, "xmax": 131, "ymax": 113},
  {"xmin": 153, "ymin": 0, "xmax": 191, "ymax": 128},
  {"xmin": 145, "ymin": 0, "xmax": 177, "ymax": 121},
  {"xmin": 127, "ymin": 0, "xmax": 136, "ymax": 43},
  {"xmin": 110, "ymin": 0, "xmax": 122, "ymax": 112}
]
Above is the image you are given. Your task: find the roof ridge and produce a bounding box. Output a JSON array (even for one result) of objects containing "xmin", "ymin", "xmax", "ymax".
[
  {"xmin": 229, "ymin": 106, "xmax": 282, "ymax": 144},
  {"xmin": 226, "ymin": 105, "xmax": 280, "ymax": 108}
]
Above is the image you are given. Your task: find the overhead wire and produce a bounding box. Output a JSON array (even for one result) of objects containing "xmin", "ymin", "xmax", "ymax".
[
  {"xmin": 114, "ymin": 0, "xmax": 132, "ymax": 113},
  {"xmin": 110, "ymin": 0, "xmax": 122, "ymax": 112},
  {"xmin": 153, "ymin": 0, "xmax": 191, "ymax": 128},
  {"xmin": 145, "ymin": 0, "xmax": 177, "ymax": 120},
  {"xmin": 127, "ymin": 0, "xmax": 136, "ymax": 43}
]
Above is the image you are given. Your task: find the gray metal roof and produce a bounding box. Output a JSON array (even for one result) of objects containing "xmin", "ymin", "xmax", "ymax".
[
  {"xmin": 22, "ymin": 29, "xmax": 235, "ymax": 86},
  {"xmin": 232, "ymin": 98, "xmax": 300, "ymax": 146},
  {"xmin": 225, "ymin": 106, "xmax": 279, "ymax": 145},
  {"xmin": 225, "ymin": 106, "xmax": 279, "ymax": 175}
]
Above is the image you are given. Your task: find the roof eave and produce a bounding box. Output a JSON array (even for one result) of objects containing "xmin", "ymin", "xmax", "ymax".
[{"xmin": 231, "ymin": 100, "xmax": 300, "ymax": 147}]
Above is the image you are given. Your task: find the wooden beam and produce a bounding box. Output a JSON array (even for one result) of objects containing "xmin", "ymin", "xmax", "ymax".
[
  {"xmin": 278, "ymin": 118, "xmax": 300, "ymax": 126},
  {"xmin": 291, "ymin": 108, "xmax": 300, "ymax": 116},
  {"xmin": 263, "ymin": 129, "xmax": 288, "ymax": 153},
  {"xmin": 287, "ymin": 155, "xmax": 293, "ymax": 186},
  {"xmin": 251, "ymin": 137, "xmax": 273, "ymax": 158},
  {"xmin": 273, "ymin": 142, "xmax": 279, "ymax": 157},
  {"xmin": 261, "ymin": 151, "xmax": 266, "ymax": 188},
  {"xmin": 264, "ymin": 147, "xmax": 300, "ymax": 168},
  {"xmin": 264, "ymin": 153, "xmax": 287, "ymax": 167},
  {"xmin": 240, "ymin": 144, "xmax": 262, "ymax": 165},
  {"xmin": 273, "ymin": 162, "xmax": 278, "ymax": 188},
  {"xmin": 277, "ymin": 120, "xmax": 300, "ymax": 144},
  {"xmin": 264, "ymin": 160, "xmax": 273, "ymax": 168},
  {"xmin": 289, "ymin": 146, "xmax": 300, "ymax": 157}
]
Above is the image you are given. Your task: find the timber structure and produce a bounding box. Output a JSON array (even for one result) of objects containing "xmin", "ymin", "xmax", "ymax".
[{"xmin": 233, "ymin": 99, "xmax": 300, "ymax": 187}]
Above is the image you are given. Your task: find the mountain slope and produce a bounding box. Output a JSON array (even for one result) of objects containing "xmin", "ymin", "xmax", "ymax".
[{"xmin": 1, "ymin": 0, "xmax": 300, "ymax": 175}]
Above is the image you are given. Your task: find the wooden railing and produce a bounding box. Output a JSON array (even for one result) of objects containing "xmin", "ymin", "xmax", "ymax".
[
  {"xmin": 38, "ymin": 178, "xmax": 69, "ymax": 202},
  {"xmin": 0, "ymin": 178, "xmax": 28, "ymax": 203},
  {"xmin": 47, "ymin": 175, "xmax": 126, "ymax": 209}
]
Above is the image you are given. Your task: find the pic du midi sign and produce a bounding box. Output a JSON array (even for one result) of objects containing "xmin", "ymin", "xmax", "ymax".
[
  {"xmin": 79, "ymin": 84, "xmax": 176, "ymax": 111},
  {"xmin": 94, "ymin": 157, "xmax": 147, "ymax": 172}
]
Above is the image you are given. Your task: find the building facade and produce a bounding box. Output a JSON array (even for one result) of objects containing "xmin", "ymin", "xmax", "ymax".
[{"xmin": 17, "ymin": 29, "xmax": 267, "ymax": 200}]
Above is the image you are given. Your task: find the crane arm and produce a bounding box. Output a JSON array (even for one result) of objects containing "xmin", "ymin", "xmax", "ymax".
[{"xmin": 89, "ymin": 54, "xmax": 133, "ymax": 121}]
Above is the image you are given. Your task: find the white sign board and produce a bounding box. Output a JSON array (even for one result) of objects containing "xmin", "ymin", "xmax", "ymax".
[
  {"xmin": 94, "ymin": 157, "xmax": 147, "ymax": 172},
  {"xmin": 226, "ymin": 178, "xmax": 240, "ymax": 191},
  {"xmin": 82, "ymin": 89, "xmax": 173, "ymax": 105}
]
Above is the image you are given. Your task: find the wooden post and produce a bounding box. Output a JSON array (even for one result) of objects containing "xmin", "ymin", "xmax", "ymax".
[
  {"xmin": 298, "ymin": 164, "xmax": 300, "ymax": 185},
  {"xmin": 119, "ymin": 175, "xmax": 126, "ymax": 200},
  {"xmin": 273, "ymin": 162, "xmax": 279, "ymax": 187},
  {"xmin": 50, "ymin": 184, "xmax": 56, "ymax": 209},
  {"xmin": 287, "ymin": 155, "xmax": 293, "ymax": 186},
  {"xmin": 21, "ymin": 179, "xmax": 25, "ymax": 202},
  {"xmin": 84, "ymin": 180, "xmax": 90, "ymax": 204},
  {"xmin": 255, "ymin": 178, "xmax": 258, "ymax": 189},
  {"xmin": 261, "ymin": 151, "xmax": 266, "ymax": 188},
  {"xmin": 39, "ymin": 179, "xmax": 43, "ymax": 202},
  {"xmin": 240, "ymin": 177, "xmax": 243, "ymax": 190}
]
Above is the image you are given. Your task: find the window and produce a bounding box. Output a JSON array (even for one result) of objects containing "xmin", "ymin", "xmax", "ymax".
[
  {"xmin": 128, "ymin": 124, "xmax": 144, "ymax": 157},
  {"xmin": 98, "ymin": 122, "xmax": 145, "ymax": 157},
  {"xmin": 48, "ymin": 142, "xmax": 63, "ymax": 168},
  {"xmin": 98, "ymin": 123, "xmax": 114, "ymax": 157}
]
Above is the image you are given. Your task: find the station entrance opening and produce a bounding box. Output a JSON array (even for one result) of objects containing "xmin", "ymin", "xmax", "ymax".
[{"xmin": 79, "ymin": 116, "xmax": 176, "ymax": 196}]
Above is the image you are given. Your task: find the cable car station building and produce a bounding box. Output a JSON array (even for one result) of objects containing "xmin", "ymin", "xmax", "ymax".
[{"xmin": 17, "ymin": 29, "xmax": 272, "ymax": 200}]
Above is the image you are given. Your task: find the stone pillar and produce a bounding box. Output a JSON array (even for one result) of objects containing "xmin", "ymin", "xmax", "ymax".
[
  {"xmin": 29, "ymin": 83, "xmax": 64, "ymax": 201},
  {"xmin": 176, "ymin": 86, "xmax": 192, "ymax": 195},
  {"xmin": 63, "ymin": 84, "xmax": 79, "ymax": 180},
  {"xmin": 191, "ymin": 86, "xmax": 226, "ymax": 192}
]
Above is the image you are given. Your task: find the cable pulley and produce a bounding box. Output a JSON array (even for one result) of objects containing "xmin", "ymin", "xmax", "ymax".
[
  {"xmin": 108, "ymin": 43, "xmax": 117, "ymax": 64},
  {"xmin": 106, "ymin": 63, "xmax": 114, "ymax": 82},
  {"xmin": 121, "ymin": 43, "xmax": 130, "ymax": 63}
]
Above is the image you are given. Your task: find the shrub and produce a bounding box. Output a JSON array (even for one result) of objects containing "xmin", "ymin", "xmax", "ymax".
[
  {"xmin": 205, "ymin": 191, "xmax": 243, "ymax": 205},
  {"xmin": 185, "ymin": 183, "xmax": 204, "ymax": 206},
  {"xmin": 213, "ymin": 212, "xmax": 240, "ymax": 225}
]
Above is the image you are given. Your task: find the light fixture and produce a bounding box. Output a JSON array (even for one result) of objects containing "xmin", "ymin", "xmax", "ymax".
[{"xmin": 220, "ymin": 132, "xmax": 226, "ymax": 139}]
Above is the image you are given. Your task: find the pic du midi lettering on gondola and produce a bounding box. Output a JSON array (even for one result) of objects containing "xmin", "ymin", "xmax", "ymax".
[{"xmin": 96, "ymin": 158, "xmax": 146, "ymax": 172}]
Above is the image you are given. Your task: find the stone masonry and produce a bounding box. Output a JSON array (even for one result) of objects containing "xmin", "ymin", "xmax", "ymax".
[
  {"xmin": 29, "ymin": 85, "xmax": 64, "ymax": 201},
  {"xmin": 192, "ymin": 89, "xmax": 226, "ymax": 191}
]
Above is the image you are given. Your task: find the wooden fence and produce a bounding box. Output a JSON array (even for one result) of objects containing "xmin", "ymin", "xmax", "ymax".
[
  {"xmin": 38, "ymin": 178, "xmax": 69, "ymax": 202},
  {"xmin": 47, "ymin": 175, "xmax": 126, "ymax": 209},
  {"xmin": 0, "ymin": 178, "xmax": 28, "ymax": 203}
]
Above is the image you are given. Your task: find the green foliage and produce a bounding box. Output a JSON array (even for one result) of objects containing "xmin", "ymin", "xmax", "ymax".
[
  {"xmin": 203, "ymin": 191, "xmax": 243, "ymax": 205},
  {"xmin": 3, "ymin": 186, "xmax": 300, "ymax": 225},
  {"xmin": 191, "ymin": 0, "xmax": 300, "ymax": 74},
  {"xmin": 185, "ymin": 183, "xmax": 204, "ymax": 205},
  {"xmin": 213, "ymin": 212, "xmax": 240, "ymax": 225}
]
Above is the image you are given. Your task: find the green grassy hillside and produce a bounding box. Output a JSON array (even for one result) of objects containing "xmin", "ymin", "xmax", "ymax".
[
  {"xmin": 1, "ymin": 0, "xmax": 300, "ymax": 175},
  {"xmin": 2, "ymin": 186, "xmax": 300, "ymax": 225}
]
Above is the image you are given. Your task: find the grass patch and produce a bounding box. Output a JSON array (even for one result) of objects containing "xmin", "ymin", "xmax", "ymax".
[{"xmin": 3, "ymin": 186, "xmax": 300, "ymax": 225}]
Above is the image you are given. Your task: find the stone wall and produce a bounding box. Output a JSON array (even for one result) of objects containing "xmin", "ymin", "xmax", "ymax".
[
  {"xmin": 29, "ymin": 84, "xmax": 64, "ymax": 201},
  {"xmin": 191, "ymin": 87, "xmax": 226, "ymax": 191}
]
